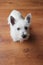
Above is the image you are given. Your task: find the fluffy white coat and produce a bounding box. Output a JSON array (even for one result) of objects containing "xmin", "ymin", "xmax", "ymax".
[{"xmin": 8, "ymin": 10, "xmax": 32, "ymax": 42}]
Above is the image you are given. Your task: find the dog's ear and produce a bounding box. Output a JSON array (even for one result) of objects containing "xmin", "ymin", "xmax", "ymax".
[
  {"xmin": 25, "ymin": 13, "xmax": 32, "ymax": 23},
  {"xmin": 10, "ymin": 16, "xmax": 15, "ymax": 25}
]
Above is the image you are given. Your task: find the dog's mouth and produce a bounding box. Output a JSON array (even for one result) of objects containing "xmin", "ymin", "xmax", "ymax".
[
  {"xmin": 22, "ymin": 34, "xmax": 27, "ymax": 38},
  {"xmin": 20, "ymin": 35, "xmax": 29, "ymax": 41},
  {"xmin": 22, "ymin": 34, "xmax": 30, "ymax": 39},
  {"xmin": 19, "ymin": 34, "xmax": 30, "ymax": 41}
]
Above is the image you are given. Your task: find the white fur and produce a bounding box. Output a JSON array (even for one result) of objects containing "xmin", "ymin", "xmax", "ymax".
[{"xmin": 8, "ymin": 10, "xmax": 32, "ymax": 42}]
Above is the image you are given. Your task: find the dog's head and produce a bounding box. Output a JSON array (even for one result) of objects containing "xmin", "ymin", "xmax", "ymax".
[{"xmin": 8, "ymin": 10, "xmax": 32, "ymax": 41}]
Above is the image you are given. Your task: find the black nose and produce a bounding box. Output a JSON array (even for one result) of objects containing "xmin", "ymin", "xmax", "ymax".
[{"xmin": 22, "ymin": 34, "xmax": 27, "ymax": 38}]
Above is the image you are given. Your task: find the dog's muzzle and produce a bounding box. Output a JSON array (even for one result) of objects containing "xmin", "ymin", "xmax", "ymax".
[{"xmin": 22, "ymin": 34, "xmax": 27, "ymax": 38}]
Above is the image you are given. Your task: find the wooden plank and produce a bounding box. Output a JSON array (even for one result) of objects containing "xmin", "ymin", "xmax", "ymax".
[{"xmin": 0, "ymin": 0, "xmax": 43, "ymax": 65}]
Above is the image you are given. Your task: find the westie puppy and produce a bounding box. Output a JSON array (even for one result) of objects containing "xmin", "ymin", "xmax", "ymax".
[{"xmin": 8, "ymin": 10, "xmax": 32, "ymax": 42}]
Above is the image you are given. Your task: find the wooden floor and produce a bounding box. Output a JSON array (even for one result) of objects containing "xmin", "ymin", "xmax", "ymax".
[{"xmin": 0, "ymin": 0, "xmax": 43, "ymax": 65}]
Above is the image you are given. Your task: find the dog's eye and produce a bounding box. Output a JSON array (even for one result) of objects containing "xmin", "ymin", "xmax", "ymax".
[
  {"xmin": 25, "ymin": 27, "xmax": 28, "ymax": 30},
  {"xmin": 17, "ymin": 28, "xmax": 20, "ymax": 30}
]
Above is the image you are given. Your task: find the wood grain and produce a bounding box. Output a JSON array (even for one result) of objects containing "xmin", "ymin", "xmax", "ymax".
[{"xmin": 0, "ymin": 0, "xmax": 43, "ymax": 65}]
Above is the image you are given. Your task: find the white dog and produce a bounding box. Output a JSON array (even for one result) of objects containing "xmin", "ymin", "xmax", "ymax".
[{"xmin": 8, "ymin": 10, "xmax": 32, "ymax": 42}]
